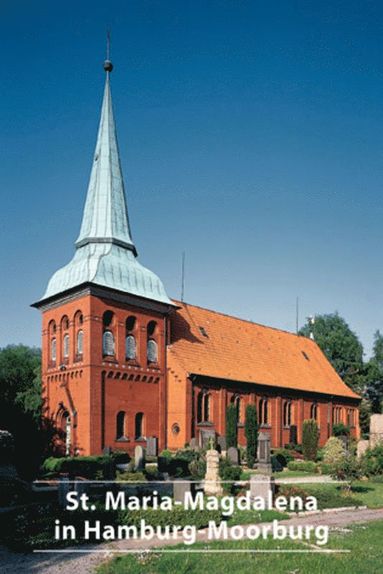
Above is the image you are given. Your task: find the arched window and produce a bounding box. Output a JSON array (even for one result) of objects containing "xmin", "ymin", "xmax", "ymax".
[
  {"xmin": 116, "ymin": 411, "xmax": 126, "ymax": 439},
  {"xmin": 103, "ymin": 330, "xmax": 115, "ymax": 356},
  {"xmin": 283, "ymin": 401, "xmax": 292, "ymax": 427},
  {"xmin": 259, "ymin": 398, "xmax": 269, "ymax": 426},
  {"xmin": 126, "ymin": 316, "xmax": 136, "ymax": 332},
  {"xmin": 103, "ymin": 310, "xmax": 114, "ymax": 327},
  {"xmin": 126, "ymin": 335, "xmax": 136, "ymax": 360},
  {"xmin": 147, "ymin": 321, "xmax": 157, "ymax": 337},
  {"xmin": 310, "ymin": 403, "xmax": 318, "ymax": 421},
  {"xmin": 231, "ymin": 395, "xmax": 242, "ymax": 423},
  {"xmin": 63, "ymin": 334, "xmax": 69, "ymax": 358},
  {"xmin": 48, "ymin": 320, "xmax": 56, "ymax": 335},
  {"xmin": 51, "ymin": 338, "xmax": 57, "ymax": 362},
  {"xmin": 76, "ymin": 330, "xmax": 84, "ymax": 356},
  {"xmin": 147, "ymin": 339, "xmax": 158, "ymax": 363},
  {"xmin": 135, "ymin": 412, "xmax": 144, "ymax": 440},
  {"xmin": 197, "ymin": 391, "xmax": 211, "ymax": 423}
]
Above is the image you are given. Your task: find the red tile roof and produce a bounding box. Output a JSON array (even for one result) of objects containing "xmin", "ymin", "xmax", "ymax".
[{"xmin": 168, "ymin": 301, "xmax": 360, "ymax": 400}]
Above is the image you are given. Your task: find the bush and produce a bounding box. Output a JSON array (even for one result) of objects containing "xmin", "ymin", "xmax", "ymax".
[
  {"xmin": 302, "ymin": 419, "xmax": 319, "ymax": 461},
  {"xmin": 319, "ymin": 462, "xmax": 335, "ymax": 475},
  {"xmin": 323, "ymin": 437, "xmax": 345, "ymax": 465},
  {"xmin": 332, "ymin": 423, "xmax": 350, "ymax": 437},
  {"xmin": 111, "ymin": 451, "xmax": 130, "ymax": 464},
  {"xmin": 245, "ymin": 404, "xmax": 258, "ymax": 468},
  {"xmin": 361, "ymin": 444, "xmax": 383, "ymax": 476},
  {"xmin": 271, "ymin": 455, "xmax": 283, "ymax": 472},
  {"xmin": 219, "ymin": 458, "xmax": 242, "ymax": 481},
  {"xmin": 272, "ymin": 448, "xmax": 294, "ymax": 468},
  {"xmin": 287, "ymin": 460, "xmax": 318, "ymax": 473},
  {"xmin": 41, "ymin": 455, "xmax": 116, "ymax": 479},
  {"xmin": 188, "ymin": 456, "xmax": 206, "ymax": 480},
  {"xmin": 277, "ymin": 484, "xmax": 309, "ymax": 500},
  {"xmin": 117, "ymin": 471, "xmax": 146, "ymax": 482},
  {"xmin": 226, "ymin": 404, "xmax": 238, "ymax": 449},
  {"xmin": 331, "ymin": 454, "xmax": 362, "ymax": 490}
]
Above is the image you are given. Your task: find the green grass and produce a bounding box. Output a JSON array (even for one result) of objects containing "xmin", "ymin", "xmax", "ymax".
[
  {"xmin": 273, "ymin": 469, "xmax": 319, "ymax": 478},
  {"xmin": 97, "ymin": 519, "xmax": 383, "ymax": 574},
  {"xmin": 298, "ymin": 480, "xmax": 383, "ymax": 509}
]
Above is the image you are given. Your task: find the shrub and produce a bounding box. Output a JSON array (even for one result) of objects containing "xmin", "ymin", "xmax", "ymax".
[
  {"xmin": 245, "ymin": 404, "xmax": 258, "ymax": 468},
  {"xmin": 219, "ymin": 458, "xmax": 242, "ymax": 481},
  {"xmin": 287, "ymin": 460, "xmax": 318, "ymax": 473},
  {"xmin": 277, "ymin": 484, "xmax": 309, "ymax": 500},
  {"xmin": 319, "ymin": 462, "xmax": 335, "ymax": 475},
  {"xmin": 226, "ymin": 404, "xmax": 238, "ymax": 449},
  {"xmin": 41, "ymin": 455, "xmax": 116, "ymax": 479},
  {"xmin": 117, "ymin": 471, "xmax": 146, "ymax": 482},
  {"xmin": 188, "ymin": 456, "xmax": 206, "ymax": 480},
  {"xmin": 111, "ymin": 450, "xmax": 130, "ymax": 464},
  {"xmin": 361, "ymin": 444, "xmax": 383, "ymax": 476},
  {"xmin": 331, "ymin": 454, "xmax": 362, "ymax": 491},
  {"xmin": 302, "ymin": 419, "xmax": 319, "ymax": 461},
  {"xmin": 332, "ymin": 423, "xmax": 350, "ymax": 437},
  {"xmin": 271, "ymin": 455, "xmax": 283, "ymax": 472},
  {"xmin": 323, "ymin": 437, "xmax": 345, "ymax": 466},
  {"xmin": 271, "ymin": 449, "xmax": 294, "ymax": 469}
]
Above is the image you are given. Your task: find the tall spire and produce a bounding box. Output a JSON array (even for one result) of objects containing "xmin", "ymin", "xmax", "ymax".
[
  {"xmin": 75, "ymin": 53, "xmax": 137, "ymax": 255},
  {"xmin": 36, "ymin": 53, "xmax": 173, "ymax": 307}
]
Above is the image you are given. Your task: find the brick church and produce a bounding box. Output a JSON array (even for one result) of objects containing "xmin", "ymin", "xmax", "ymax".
[{"xmin": 33, "ymin": 58, "xmax": 360, "ymax": 456}]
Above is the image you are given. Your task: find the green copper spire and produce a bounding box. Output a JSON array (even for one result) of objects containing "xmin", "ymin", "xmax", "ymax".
[
  {"xmin": 75, "ymin": 69, "xmax": 137, "ymax": 255},
  {"xmin": 38, "ymin": 59, "xmax": 173, "ymax": 306}
]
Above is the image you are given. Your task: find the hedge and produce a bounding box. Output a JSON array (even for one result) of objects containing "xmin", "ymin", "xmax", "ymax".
[{"xmin": 287, "ymin": 460, "xmax": 318, "ymax": 473}]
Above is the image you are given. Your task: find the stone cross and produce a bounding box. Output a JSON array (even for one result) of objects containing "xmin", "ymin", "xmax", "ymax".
[{"xmin": 203, "ymin": 449, "xmax": 223, "ymax": 495}]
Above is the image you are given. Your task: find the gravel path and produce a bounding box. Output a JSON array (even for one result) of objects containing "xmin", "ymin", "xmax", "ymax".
[{"xmin": 1, "ymin": 507, "xmax": 383, "ymax": 574}]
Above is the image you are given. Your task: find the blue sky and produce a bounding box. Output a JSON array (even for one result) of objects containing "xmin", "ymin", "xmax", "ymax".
[{"xmin": 1, "ymin": 0, "xmax": 383, "ymax": 356}]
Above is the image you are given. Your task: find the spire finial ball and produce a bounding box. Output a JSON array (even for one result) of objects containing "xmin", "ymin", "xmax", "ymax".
[{"xmin": 104, "ymin": 60, "xmax": 113, "ymax": 72}]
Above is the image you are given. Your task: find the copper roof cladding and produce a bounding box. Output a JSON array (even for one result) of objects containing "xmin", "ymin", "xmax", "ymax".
[{"xmin": 168, "ymin": 301, "xmax": 360, "ymax": 400}]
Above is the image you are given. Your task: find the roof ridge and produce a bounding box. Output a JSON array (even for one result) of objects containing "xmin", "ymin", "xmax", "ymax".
[{"xmin": 172, "ymin": 298, "xmax": 311, "ymax": 342}]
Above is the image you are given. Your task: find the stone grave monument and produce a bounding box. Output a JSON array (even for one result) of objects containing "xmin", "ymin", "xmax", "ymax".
[{"xmin": 203, "ymin": 448, "xmax": 223, "ymax": 495}]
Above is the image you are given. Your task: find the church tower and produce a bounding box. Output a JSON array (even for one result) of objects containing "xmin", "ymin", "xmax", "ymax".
[{"xmin": 33, "ymin": 57, "xmax": 175, "ymax": 456}]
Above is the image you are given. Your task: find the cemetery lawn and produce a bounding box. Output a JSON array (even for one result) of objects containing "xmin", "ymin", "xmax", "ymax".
[
  {"xmin": 300, "ymin": 480, "xmax": 383, "ymax": 509},
  {"xmin": 98, "ymin": 519, "xmax": 383, "ymax": 574}
]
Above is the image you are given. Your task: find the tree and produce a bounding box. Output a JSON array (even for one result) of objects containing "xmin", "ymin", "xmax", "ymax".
[
  {"xmin": 226, "ymin": 404, "xmax": 238, "ymax": 449},
  {"xmin": 302, "ymin": 419, "xmax": 319, "ymax": 461},
  {"xmin": 0, "ymin": 345, "xmax": 44, "ymax": 478},
  {"xmin": 299, "ymin": 313, "xmax": 364, "ymax": 392},
  {"xmin": 245, "ymin": 404, "xmax": 258, "ymax": 469},
  {"xmin": 365, "ymin": 331, "xmax": 383, "ymax": 413}
]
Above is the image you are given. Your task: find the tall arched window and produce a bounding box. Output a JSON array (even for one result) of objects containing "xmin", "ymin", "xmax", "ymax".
[
  {"xmin": 283, "ymin": 400, "xmax": 292, "ymax": 427},
  {"xmin": 126, "ymin": 335, "xmax": 136, "ymax": 360},
  {"xmin": 103, "ymin": 330, "xmax": 115, "ymax": 356},
  {"xmin": 147, "ymin": 339, "xmax": 158, "ymax": 363},
  {"xmin": 197, "ymin": 391, "xmax": 211, "ymax": 423},
  {"xmin": 135, "ymin": 412, "xmax": 144, "ymax": 440},
  {"xmin": 51, "ymin": 338, "xmax": 57, "ymax": 362},
  {"xmin": 259, "ymin": 398, "xmax": 269, "ymax": 426},
  {"xmin": 116, "ymin": 411, "xmax": 126, "ymax": 439},
  {"xmin": 310, "ymin": 403, "xmax": 318, "ymax": 421},
  {"xmin": 63, "ymin": 334, "xmax": 70, "ymax": 359},
  {"xmin": 231, "ymin": 395, "xmax": 242, "ymax": 423},
  {"xmin": 76, "ymin": 330, "xmax": 84, "ymax": 356}
]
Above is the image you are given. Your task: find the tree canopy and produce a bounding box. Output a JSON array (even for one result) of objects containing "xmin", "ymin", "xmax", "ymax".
[{"xmin": 299, "ymin": 313, "xmax": 364, "ymax": 392}]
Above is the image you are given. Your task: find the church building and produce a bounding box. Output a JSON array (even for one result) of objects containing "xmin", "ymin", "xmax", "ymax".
[{"xmin": 33, "ymin": 58, "xmax": 360, "ymax": 456}]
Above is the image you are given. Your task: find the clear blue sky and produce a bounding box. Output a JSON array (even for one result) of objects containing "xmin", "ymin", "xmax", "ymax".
[{"xmin": 1, "ymin": 0, "xmax": 383, "ymax": 357}]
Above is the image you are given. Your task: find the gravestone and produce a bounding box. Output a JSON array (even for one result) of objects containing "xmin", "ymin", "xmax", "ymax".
[
  {"xmin": 217, "ymin": 436, "xmax": 227, "ymax": 452},
  {"xmin": 227, "ymin": 446, "xmax": 239, "ymax": 465},
  {"xmin": 174, "ymin": 480, "xmax": 193, "ymax": 504},
  {"xmin": 257, "ymin": 432, "xmax": 272, "ymax": 475},
  {"xmin": 103, "ymin": 446, "xmax": 112, "ymax": 456},
  {"xmin": 370, "ymin": 414, "xmax": 383, "ymax": 448},
  {"xmin": 146, "ymin": 437, "xmax": 158, "ymax": 457},
  {"xmin": 190, "ymin": 438, "xmax": 198, "ymax": 450},
  {"xmin": 357, "ymin": 439, "xmax": 369, "ymax": 459},
  {"xmin": 134, "ymin": 445, "xmax": 146, "ymax": 471},
  {"xmin": 339, "ymin": 435, "xmax": 349, "ymax": 452},
  {"xmin": 250, "ymin": 474, "xmax": 275, "ymax": 503},
  {"xmin": 203, "ymin": 449, "xmax": 223, "ymax": 495},
  {"xmin": 199, "ymin": 429, "xmax": 216, "ymax": 449}
]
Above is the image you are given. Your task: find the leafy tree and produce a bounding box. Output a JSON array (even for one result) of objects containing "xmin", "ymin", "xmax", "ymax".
[
  {"xmin": 302, "ymin": 419, "xmax": 319, "ymax": 461},
  {"xmin": 365, "ymin": 331, "xmax": 383, "ymax": 413},
  {"xmin": 299, "ymin": 313, "xmax": 364, "ymax": 392},
  {"xmin": 225, "ymin": 404, "xmax": 237, "ymax": 449},
  {"xmin": 0, "ymin": 345, "xmax": 44, "ymax": 478},
  {"xmin": 245, "ymin": 404, "xmax": 258, "ymax": 468},
  {"xmin": 332, "ymin": 422, "xmax": 350, "ymax": 437}
]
